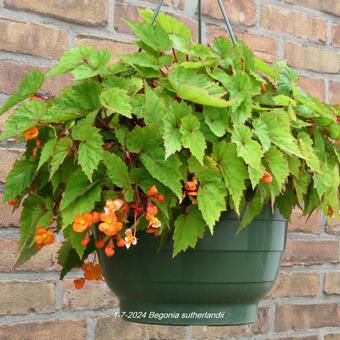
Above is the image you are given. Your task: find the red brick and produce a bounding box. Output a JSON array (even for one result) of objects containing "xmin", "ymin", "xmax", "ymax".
[
  {"xmin": 0, "ymin": 239, "xmax": 60, "ymax": 272},
  {"xmin": 76, "ymin": 35, "xmax": 137, "ymax": 63},
  {"xmin": 0, "ymin": 18, "xmax": 68, "ymax": 59},
  {"xmin": 329, "ymin": 81, "xmax": 340, "ymax": 105},
  {"xmin": 267, "ymin": 272, "xmax": 319, "ymax": 298},
  {"xmin": 298, "ymin": 75, "xmax": 325, "ymax": 101},
  {"xmin": 285, "ymin": 42, "xmax": 340, "ymax": 74},
  {"xmin": 275, "ymin": 337, "xmax": 318, "ymax": 340},
  {"xmin": 261, "ymin": 5, "xmax": 327, "ymax": 43},
  {"xmin": 324, "ymin": 271, "xmax": 340, "ymax": 295},
  {"xmin": 325, "ymin": 334, "xmax": 340, "ymax": 340},
  {"xmin": 4, "ymin": 0, "xmax": 109, "ymax": 26},
  {"xmin": 62, "ymin": 279, "xmax": 118, "ymax": 311},
  {"xmin": 0, "ymin": 60, "xmax": 72, "ymax": 97},
  {"xmin": 0, "ymin": 320, "xmax": 87, "ymax": 340},
  {"xmin": 95, "ymin": 316, "xmax": 186, "ymax": 340},
  {"xmin": 275, "ymin": 303, "xmax": 340, "ymax": 331},
  {"xmin": 207, "ymin": 25, "xmax": 278, "ymax": 63},
  {"xmin": 282, "ymin": 240, "xmax": 339, "ymax": 266},
  {"xmin": 191, "ymin": 308, "xmax": 269, "ymax": 338},
  {"xmin": 333, "ymin": 24, "xmax": 340, "ymax": 47},
  {"xmin": 203, "ymin": 0, "xmax": 256, "ymax": 26},
  {"xmin": 0, "ymin": 148, "xmax": 23, "ymax": 182},
  {"xmin": 0, "ymin": 280, "xmax": 55, "ymax": 315},
  {"xmin": 288, "ymin": 208, "xmax": 322, "ymax": 234},
  {"xmin": 284, "ymin": 0, "xmax": 340, "ymax": 17}
]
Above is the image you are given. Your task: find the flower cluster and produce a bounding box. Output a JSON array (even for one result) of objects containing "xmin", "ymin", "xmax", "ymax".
[
  {"xmin": 74, "ymin": 262, "xmax": 102, "ymax": 289},
  {"xmin": 35, "ymin": 227, "xmax": 54, "ymax": 249}
]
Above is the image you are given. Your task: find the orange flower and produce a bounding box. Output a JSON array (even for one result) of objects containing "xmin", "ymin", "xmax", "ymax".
[
  {"xmin": 35, "ymin": 226, "xmax": 54, "ymax": 248},
  {"xmin": 73, "ymin": 213, "xmax": 93, "ymax": 233},
  {"xmin": 146, "ymin": 203, "xmax": 158, "ymax": 216},
  {"xmin": 99, "ymin": 211, "xmax": 123, "ymax": 236},
  {"xmin": 145, "ymin": 213, "xmax": 161, "ymax": 228},
  {"xmin": 74, "ymin": 278, "xmax": 85, "ymax": 290},
  {"xmin": 92, "ymin": 212, "xmax": 100, "ymax": 223},
  {"xmin": 148, "ymin": 185, "xmax": 158, "ymax": 196},
  {"xmin": 155, "ymin": 194, "xmax": 164, "ymax": 202},
  {"xmin": 185, "ymin": 181, "xmax": 197, "ymax": 192},
  {"xmin": 23, "ymin": 126, "xmax": 39, "ymax": 140},
  {"xmin": 8, "ymin": 199, "xmax": 16, "ymax": 206}
]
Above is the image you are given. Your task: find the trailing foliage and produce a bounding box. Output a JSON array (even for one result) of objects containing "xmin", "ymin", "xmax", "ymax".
[{"xmin": 1, "ymin": 10, "xmax": 339, "ymax": 280}]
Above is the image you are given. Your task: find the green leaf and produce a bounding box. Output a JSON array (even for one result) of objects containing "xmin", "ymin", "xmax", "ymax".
[
  {"xmin": 3, "ymin": 159, "xmax": 37, "ymax": 203},
  {"xmin": 126, "ymin": 21, "xmax": 172, "ymax": 52},
  {"xmin": 58, "ymin": 241, "xmax": 82, "ymax": 279},
  {"xmin": 231, "ymin": 125, "xmax": 264, "ymax": 173},
  {"xmin": 49, "ymin": 137, "xmax": 73, "ymax": 179},
  {"xmin": 203, "ymin": 106, "xmax": 229, "ymax": 137},
  {"xmin": 72, "ymin": 123, "xmax": 103, "ymax": 180},
  {"xmin": 180, "ymin": 115, "xmax": 206, "ymax": 164},
  {"xmin": 163, "ymin": 101, "xmax": 191, "ymax": 158},
  {"xmin": 0, "ymin": 71, "xmax": 45, "ymax": 115},
  {"xmin": 100, "ymin": 88, "xmax": 132, "ymax": 118},
  {"xmin": 252, "ymin": 118, "xmax": 271, "ymax": 152},
  {"xmin": 188, "ymin": 157, "xmax": 227, "ymax": 232},
  {"xmin": 19, "ymin": 194, "xmax": 53, "ymax": 248},
  {"xmin": 122, "ymin": 53, "xmax": 160, "ymax": 70},
  {"xmin": 61, "ymin": 180, "xmax": 102, "ymax": 227},
  {"xmin": 144, "ymin": 83, "xmax": 165, "ymax": 126},
  {"xmin": 37, "ymin": 138, "xmax": 57, "ymax": 170},
  {"xmin": 173, "ymin": 206, "xmax": 206, "ymax": 256},
  {"xmin": 298, "ymin": 132, "xmax": 320, "ymax": 173},
  {"xmin": 313, "ymin": 161, "xmax": 334, "ymax": 198},
  {"xmin": 63, "ymin": 225, "xmax": 86, "ymax": 258},
  {"xmin": 103, "ymin": 151, "xmax": 133, "ymax": 201},
  {"xmin": 168, "ymin": 68, "xmax": 231, "ymax": 108},
  {"xmin": 265, "ymin": 146, "xmax": 289, "ymax": 200},
  {"xmin": 277, "ymin": 186, "xmax": 298, "ymax": 220},
  {"xmin": 260, "ymin": 111, "xmax": 303, "ymax": 157},
  {"xmin": 126, "ymin": 127, "xmax": 183, "ymax": 199},
  {"xmin": 47, "ymin": 46, "xmax": 94, "ymax": 77},
  {"xmin": 15, "ymin": 241, "xmax": 39, "ymax": 267},
  {"xmin": 213, "ymin": 142, "xmax": 248, "ymax": 214},
  {"xmin": 0, "ymin": 101, "xmax": 47, "ymax": 141},
  {"xmin": 239, "ymin": 186, "xmax": 269, "ymax": 231}
]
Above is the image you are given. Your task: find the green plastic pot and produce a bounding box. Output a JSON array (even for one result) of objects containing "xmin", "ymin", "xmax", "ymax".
[{"xmin": 97, "ymin": 204, "xmax": 287, "ymax": 325}]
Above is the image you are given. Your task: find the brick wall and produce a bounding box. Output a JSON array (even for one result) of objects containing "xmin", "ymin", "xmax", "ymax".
[{"xmin": 0, "ymin": 0, "xmax": 339, "ymax": 339}]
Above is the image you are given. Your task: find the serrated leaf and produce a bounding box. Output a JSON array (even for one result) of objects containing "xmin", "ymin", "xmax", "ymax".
[
  {"xmin": 180, "ymin": 115, "xmax": 206, "ymax": 164},
  {"xmin": 58, "ymin": 241, "xmax": 82, "ymax": 279},
  {"xmin": 144, "ymin": 83, "xmax": 165, "ymax": 126},
  {"xmin": 72, "ymin": 123, "xmax": 103, "ymax": 180},
  {"xmin": 37, "ymin": 138, "xmax": 57, "ymax": 170},
  {"xmin": 265, "ymin": 146, "xmax": 289, "ymax": 200},
  {"xmin": 188, "ymin": 157, "xmax": 227, "ymax": 232},
  {"xmin": 163, "ymin": 101, "xmax": 191, "ymax": 158},
  {"xmin": 260, "ymin": 112, "xmax": 303, "ymax": 157},
  {"xmin": 61, "ymin": 180, "xmax": 102, "ymax": 227},
  {"xmin": 100, "ymin": 88, "xmax": 132, "ymax": 118},
  {"xmin": 63, "ymin": 225, "xmax": 86, "ymax": 258},
  {"xmin": 277, "ymin": 187, "xmax": 298, "ymax": 220},
  {"xmin": 47, "ymin": 46, "xmax": 94, "ymax": 77},
  {"xmin": 173, "ymin": 206, "xmax": 206, "ymax": 256},
  {"xmin": 103, "ymin": 151, "xmax": 133, "ymax": 201},
  {"xmin": 239, "ymin": 186, "xmax": 269, "ymax": 231},
  {"xmin": 0, "ymin": 71, "xmax": 45, "ymax": 115},
  {"xmin": 0, "ymin": 101, "xmax": 48, "ymax": 141},
  {"xmin": 122, "ymin": 53, "xmax": 160, "ymax": 70},
  {"xmin": 3, "ymin": 159, "xmax": 37, "ymax": 203},
  {"xmin": 126, "ymin": 20, "xmax": 172, "ymax": 52},
  {"xmin": 15, "ymin": 241, "xmax": 39, "ymax": 268},
  {"xmin": 252, "ymin": 118, "xmax": 271, "ymax": 152},
  {"xmin": 49, "ymin": 137, "xmax": 73, "ymax": 179},
  {"xmin": 231, "ymin": 125, "xmax": 264, "ymax": 173},
  {"xmin": 213, "ymin": 142, "xmax": 248, "ymax": 214},
  {"xmin": 126, "ymin": 127, "xmax": 183, "ymax": 199},
  {"xmin": 19, "ymin": 194, "xmax": 53, "ymax": 249},
  {"xmin": 313, "ymin": 161, "xmax": 334, "ymax": 198},
  {"xmin": 298, "ymin": 132, "xmax": 321, "ymax": 173},
  {"xmin": 203, "ymin": 106, "xmax": 229, "ymax": 137}
]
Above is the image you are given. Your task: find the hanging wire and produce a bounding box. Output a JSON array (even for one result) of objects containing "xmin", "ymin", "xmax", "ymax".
[
  {"xmin": 150, "ymin": 0, "xmax": 237, "ymax": 45},
  {"xmin": 197, "ymin": 0, "xmax": 203, "ymax": 44},
  {"xmin": 150, "ymin": 0, "xmax": 164, "ymax": 25},
  {"xmin": 216, "ymin": 0, "xmax": 237, "ymax": 45}
]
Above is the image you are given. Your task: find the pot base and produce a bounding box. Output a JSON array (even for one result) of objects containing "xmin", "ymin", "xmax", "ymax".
[{"xmin": 119, "ymin": 301, "xmax": 257, "ymax": 325}]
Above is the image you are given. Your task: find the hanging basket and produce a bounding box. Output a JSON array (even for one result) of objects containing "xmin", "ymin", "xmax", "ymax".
[{"xmin": 97, "ymin": 204, "xmax": 287, "ymax": 325}]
